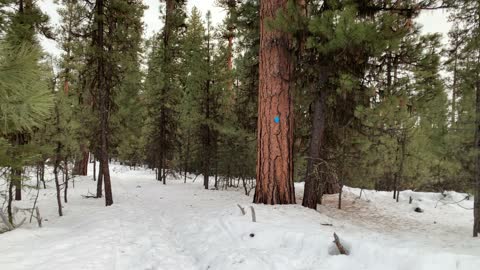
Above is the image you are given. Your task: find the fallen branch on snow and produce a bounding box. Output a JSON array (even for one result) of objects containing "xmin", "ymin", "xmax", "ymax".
[
  {"xmin": 250, "ymin": 206, "xmax": 256, "ymax": 222},
  {"xmin": 81, "ymin": 190, "xmax": 97, "ymax": 199},
  {"xmin": 237, "ymin": 204, "xmax": 246, "ymax": 215},
  {"xmin": 333, "ymin": 232, "xmax": 348, "ymax": 255},
  {"xmin": 434, "ymin": 195, "xmax": 473, "ymax": 210}
]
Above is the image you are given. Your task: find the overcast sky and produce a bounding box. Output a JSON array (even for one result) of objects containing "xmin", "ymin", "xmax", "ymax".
[{"xmin": 37, "ymin": 0, "xmax": 451, "ymax": 57}]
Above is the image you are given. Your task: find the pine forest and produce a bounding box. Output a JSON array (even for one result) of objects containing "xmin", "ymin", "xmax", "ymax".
[{"xmin": 0, "ymin": 0, "xmax": 480, "ymax": 269}]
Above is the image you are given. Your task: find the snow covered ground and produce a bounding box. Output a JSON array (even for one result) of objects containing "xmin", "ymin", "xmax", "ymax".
[{"xmin": 1, "ymin": 164, "xmax": 479, "ymax": 270}]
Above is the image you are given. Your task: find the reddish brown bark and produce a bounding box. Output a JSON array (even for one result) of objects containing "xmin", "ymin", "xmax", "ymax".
[
  {"xmin": 74, "ymin": 147, "xmax": 89, "ymax": 176},
  {"xmin": 254, "ymin": 0, "xmax": 295, "ymax": 204}
]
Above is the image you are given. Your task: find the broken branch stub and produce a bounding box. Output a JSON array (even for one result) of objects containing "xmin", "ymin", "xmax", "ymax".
[
  {"xmin": 237, "ymin": 204, "xmax": 246, "ymax": 215},
  {"xmin": 333, "ymin": 232, "xmax": 348, "ymax": 255},
  {"xmin": 250, "ymin": 206, "xmax": 256, "ymax": 222}
]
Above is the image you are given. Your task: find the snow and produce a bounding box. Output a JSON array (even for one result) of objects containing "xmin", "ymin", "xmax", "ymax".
[{"xmin": 1, "ymin": 164, "xmax": 479, "ymax": 270}]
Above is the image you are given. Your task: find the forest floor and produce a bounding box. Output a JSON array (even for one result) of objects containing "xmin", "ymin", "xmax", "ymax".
[{"xmin": 1, "ymin": 164, "xmax": 479, "ymax": 270}]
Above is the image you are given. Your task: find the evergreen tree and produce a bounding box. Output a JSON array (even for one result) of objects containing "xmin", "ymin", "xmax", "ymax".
[
  {"xmin": 448, "ymin": 0, "xmax": 480, "ymax": 237},
  {"xmin": 145, "ymin": 0, "xmax": 186, "ymax": 184},
  {"xmin": 0, "ymin": 0, "xmax": 53, "ymax": 222},
  {"xmin": 84, "ymin": 0, "xmax": 145, "ymax": 205},
  {"xmin": 177, "ymin": 7, "xmax": 208, "ymax": 183},
  {"xmin": 255, "ymin": 0, "xmax": 297, "ymax": 204}
]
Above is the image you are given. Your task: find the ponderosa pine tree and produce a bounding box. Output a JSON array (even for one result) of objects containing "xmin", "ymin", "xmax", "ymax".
[
  {"xmin": 217, "ymin": 0, "xmax": 237, "ymax": 93},
  {"xmin": 178, "ymin": 7, "xmax": 208, "ymax": 185},
  {"xmin": 200, "ymin": 11, "xmax": 215, "ymax": 190},
  {"xmin": 229, "ymin": 0, "xmax": 259, "ymax": 189},
  {"xmin": 145, "ymin": 0, "xmax": 186, "ymax": 184},
  {"xmin": 0, "ymin": 0, "xmax": 53, "ymax": 222},
  {"xmin": 109, "ymin": 1, "xmax": 145, "ymax": 168},
  {"xmin": 4, "ymin": 0, "xmax": 53, "ymax": 202},
  {"xmin": 86, "ymin": 0, "xmax": 144, "ymax": 205},
  {"xmin": 277, "ymin": 0, "xmax": 452, "ymax": 209},
  {"xmin": 254, "ymin": 0, "xmax": 296, "ymax": 204},
  {"xmin": 448, "ymin": 0, "xmax": 480, "ymax": 237}
]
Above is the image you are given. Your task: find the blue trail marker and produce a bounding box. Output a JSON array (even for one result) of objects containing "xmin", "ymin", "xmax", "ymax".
[{"xmin": 274, "ymin": 116, "xmax": 280, "ymax": 124}]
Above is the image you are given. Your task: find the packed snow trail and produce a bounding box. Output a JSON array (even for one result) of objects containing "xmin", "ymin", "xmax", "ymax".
[{"xmin": 1, "ymin": 164, "xmax": 480, "ymax": 270}]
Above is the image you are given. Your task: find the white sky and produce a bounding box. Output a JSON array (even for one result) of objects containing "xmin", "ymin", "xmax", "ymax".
[{"xmin": 37, "ymin": 0, "xmax": 451, "ymax": 57}]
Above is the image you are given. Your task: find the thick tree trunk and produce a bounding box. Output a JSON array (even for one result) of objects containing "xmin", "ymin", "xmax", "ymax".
[
  {"xmin": 74, "ymin": 147, "xmax": 89, "ymax": 176},
  {"xmin": 303, "ymin": 91, "xmax": 326, "ymax": 209},
  {"xmin": 254, "ymin": 0, "xmax": 295, "ymax": 204}
]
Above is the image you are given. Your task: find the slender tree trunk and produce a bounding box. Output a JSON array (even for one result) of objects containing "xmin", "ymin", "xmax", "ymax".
[
  {"xmin": 97, "ymin": 159, "xmax": 103, "ymax": 198},
  {"xmin": 183, "ymin": 136, "xmax": 190, "ymax": 183},
  {"xmin": 254, "ymin": 0, "xmax": 296, "ymax": 204},
  {"xmin": 474, "ymin": 77, "xmax": 480, "ymax": 237},
  {"xmin": 93, "ymin": 156, "xmax": 96, "ymax": 181},
  {"xmin": 203, "ymin": 161, "xmax": 210, "ymax": 190},
  {"xmin": 226, "ymin": 0, "xmax": 236, "ymax": 93},
  {"xmin": 393, "ymin": 132, "xmax": 406, "ymax": 201},
  {"xmin": 203, "ymin": 16, "xmax": 212, "ymax": 191},
  {"xmin": 162, "ymin": 166, "xmax": 166, "ymax": 185},
  {"xmin": 452, "ymin": 53, "xmax": 458, "ymax": 124},
  {"xmin": 214, "ymin": 160, "xmax": 218, "ymax": 190},
  {"xmin": 184, "ymin": 137, "xmax": 189, "ymax": 183},
  {"xmin": 95, "ymin": 0, "xmax": 112, "ymax": 206},
  {"xmin": 338, "ymin": 185, "xmax": 343, "ymax": 209},
  {"xmin": 7, "ymin": 174, "xmax": 14, "ymax": 224},
  {"xmin": 54, "ymin": 163, "xmax": 63, "ymax": 217},
  {"xmin": 14, "ymin": 168, "xmax": 21, "ymax": 201},
  {"xmin": 40, "ymin": 161, "xmax": 46, "ymax": 189},
  {"xmin": 54, "ymin": 105, "xmax": 63, "ymax": 217},
  {"xmin": 13, "ymin": 134, "xmax": 24, "ymax": 201},
  {"xmin": 36, "ymin": 164, "xmax": 40, "ymax": 189},
  {"xmin": 303, "ymin": 91, "xmax": 326, "ymax": 209},
  {"xmin": 64, "ymin": 159, "xmax": 69, "ymax": 203}
]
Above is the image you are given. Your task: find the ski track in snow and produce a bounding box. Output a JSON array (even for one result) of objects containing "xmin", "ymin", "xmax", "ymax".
[{"xmin": 1, "ymin": 164, "xmax": 480, "ymax": 270}]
